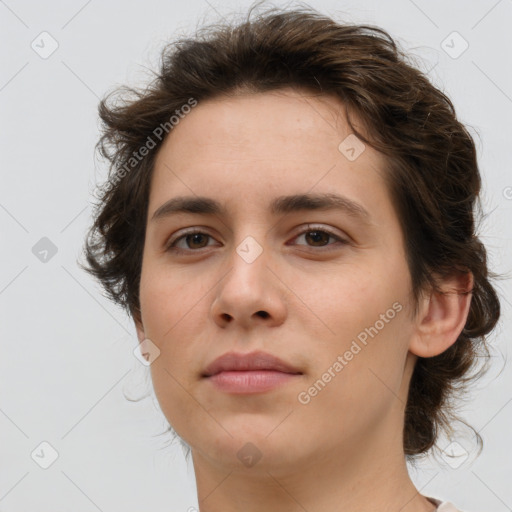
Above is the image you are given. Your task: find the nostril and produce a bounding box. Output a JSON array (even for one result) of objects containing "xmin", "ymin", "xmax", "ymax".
[{"xmin": 257, "ymin": 311, "xmax": 269, "ymax": 318}]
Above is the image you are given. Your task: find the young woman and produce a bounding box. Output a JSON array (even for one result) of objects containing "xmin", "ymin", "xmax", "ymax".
[{"xmin": 83, "ymin": 5, "xmax": 500, "ymax": 511}]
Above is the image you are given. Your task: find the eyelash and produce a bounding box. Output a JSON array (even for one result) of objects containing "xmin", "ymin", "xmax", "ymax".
[{"xmin": 165, "ymin": 225, "xmax": 349, "ymax": 255}]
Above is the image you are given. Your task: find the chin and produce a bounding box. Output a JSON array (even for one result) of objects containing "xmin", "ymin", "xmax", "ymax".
[{"xmin": 186, "ymin": 415, "xmax": 308, "ymax": 474}]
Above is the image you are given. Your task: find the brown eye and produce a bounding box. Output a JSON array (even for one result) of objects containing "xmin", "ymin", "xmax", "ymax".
[
  {"xmin": 166, "ymin": 231, "xmax": 216, "ymax": 253},
  {"xmin": 292, "ymin": 226, "xmax": 348, "ymax": 250},
  {"xmin": 183, "ymin": 233, "xmax": 210, "ymax": 249},
  {"xmin": 303, "ymin": 230, "xmax": 331, "ymax": 246}
]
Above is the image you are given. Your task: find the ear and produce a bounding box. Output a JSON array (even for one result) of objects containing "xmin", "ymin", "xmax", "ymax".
[{"xmin": 409, "ymin": 270, "xmax": 473, "ymax": 358}]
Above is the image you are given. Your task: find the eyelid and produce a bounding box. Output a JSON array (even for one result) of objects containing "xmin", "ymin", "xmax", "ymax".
[
  {"xmin": 165, "ymin": 224, "xmax": 349, "ymax": 253},
  {"xmin": 291, "ymin": 223, "xmax": 347, "ymax": 241},
  {"xmin": 288, "ymin": 224, "xmax": 349, "ymax": 251},
  {"xmin": 165, "ymin": 226, "xmax": 217, "ymax": 251}
]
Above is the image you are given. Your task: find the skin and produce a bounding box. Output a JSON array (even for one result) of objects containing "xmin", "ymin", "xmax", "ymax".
[{"xmin": 135, "ymin": 87, "xmax": 473, "ymax": 512}]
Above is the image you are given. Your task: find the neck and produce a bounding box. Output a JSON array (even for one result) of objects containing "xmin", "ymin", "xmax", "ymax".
[{"xmin": 190, "ymin": 419, "xmax": 436, "ymax": 512}]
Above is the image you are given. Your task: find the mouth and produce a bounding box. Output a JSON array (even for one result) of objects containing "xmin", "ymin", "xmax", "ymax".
[{"xmin": 202, "ymin": 351, "xmax": 303, "ymax": 394}]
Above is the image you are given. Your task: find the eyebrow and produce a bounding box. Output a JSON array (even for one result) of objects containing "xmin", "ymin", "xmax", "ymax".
[{"xmin": 151, "ymin": 192, "xmax": 372, "ymax": 224}]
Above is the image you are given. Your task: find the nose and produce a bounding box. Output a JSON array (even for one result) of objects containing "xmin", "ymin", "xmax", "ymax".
[{"xmin": 210, "ymin": 239, "xmax": 287, "ymax": 330}]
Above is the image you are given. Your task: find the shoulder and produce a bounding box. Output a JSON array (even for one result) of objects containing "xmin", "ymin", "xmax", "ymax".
[
  {"xmin": 427, "ymin": 496, "xmax": 465, "ymax": 511},
  {"xmin": 438, "ymin": 503, "xmax": 464, "ymax": 512}
]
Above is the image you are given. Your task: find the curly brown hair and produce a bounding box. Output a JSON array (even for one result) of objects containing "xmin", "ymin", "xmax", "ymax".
[{"xmin": 82, "ymin": 4, "xmax": 501, "ymax": 460}]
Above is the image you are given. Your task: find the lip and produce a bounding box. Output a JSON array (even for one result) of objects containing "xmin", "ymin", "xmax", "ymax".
[
  {"xmin": 203, "ymin": 351, "xmax": 301, "ymax": 376},
  {"xmin": 202, "ymin": 351, "xmax": 302, "ymax": 394}
]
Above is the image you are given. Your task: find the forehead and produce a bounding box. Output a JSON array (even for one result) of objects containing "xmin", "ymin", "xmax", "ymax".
[
  {"xmin": 157, "ymin": 88, "xmax": 361, "ymax": 164},
  {"xmin": 150, "ymin": 88, "xmax": 392, "ymax": 223}
]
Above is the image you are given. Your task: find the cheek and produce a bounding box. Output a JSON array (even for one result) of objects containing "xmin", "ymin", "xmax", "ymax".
[
  {"xmin": 139, "ymin": 268, "xmax": 209, "ymax": 388},
  {"xmin": 139, "ymin": 264, "xmax": 205, "ymax": 336},
  {"xmin": 293, "ymin": 258, "xmax": 401, "ymax": 340},
  {"xmin": 140, "ymin": 271, "xmax": 207, "ymax": 441},
  {"xmin": 293, "ymin": 259, "xmax": 411, "ymax": 407},
  {"xmin": 295, "ymin": 315, "xmax": 410, "ymax": 447}
]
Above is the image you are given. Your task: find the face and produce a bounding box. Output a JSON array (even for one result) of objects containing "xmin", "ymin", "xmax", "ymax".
[{"xmin": 136, "ymin": 88, "xmax": 419, "ymax": 474}]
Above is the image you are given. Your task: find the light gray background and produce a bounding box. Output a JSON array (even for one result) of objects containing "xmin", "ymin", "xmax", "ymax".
[{"xmin": 1, "ymin": 0, "xmax": 511, "ymax": 511}]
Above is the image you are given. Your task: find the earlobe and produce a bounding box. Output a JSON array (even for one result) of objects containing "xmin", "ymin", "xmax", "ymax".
[{"xmin": 409, "ymin": 271, "xmax": 473, "ymax": 358}]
